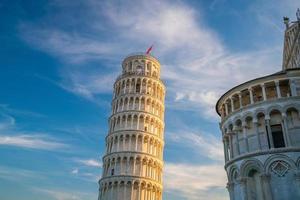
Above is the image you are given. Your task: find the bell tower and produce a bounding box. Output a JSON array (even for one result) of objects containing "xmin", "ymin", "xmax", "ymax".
[
  {"xmin": 282, "ymin": 9, "xmax": 300, "ymax": 70},
  {"xmin": 98, "ymin": 52, "xmax": 166, "ymax": 200}
]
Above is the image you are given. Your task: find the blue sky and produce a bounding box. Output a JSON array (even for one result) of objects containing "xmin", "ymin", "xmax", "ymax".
[{"xmin": 0, "ymin": 0, "xmax": 299, "ymax": 200}]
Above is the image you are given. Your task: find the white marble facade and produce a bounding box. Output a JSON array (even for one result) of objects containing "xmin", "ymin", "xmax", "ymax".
[
  {"xmin": 216, "ymin": 15, "xmax": 300, "ymax": 200},
  {"xmin": 98, "ymin": 53, "xmax": 165, "ymax": 200}
]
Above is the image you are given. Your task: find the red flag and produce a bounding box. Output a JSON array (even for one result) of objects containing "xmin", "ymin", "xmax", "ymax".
[{"xmin": 146, "ymin": 45, "xmax": 153, "ymax": 54}]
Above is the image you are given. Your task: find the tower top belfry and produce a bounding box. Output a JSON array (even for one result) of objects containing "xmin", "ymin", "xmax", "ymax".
[{"xmin": 282, "ymin": 9, "xmax": 300, "ymax": 70}]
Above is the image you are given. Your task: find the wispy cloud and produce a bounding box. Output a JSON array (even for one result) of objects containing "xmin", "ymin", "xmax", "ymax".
[
  {"xmin": 0, "ymin": 165, "xmax": 44, "ymax": 182},
  {"xmin": 18, "ymin": 0, "xmax": 284, "ymax": 120},
  {"xmin": 34, "ymin": 188, "xmax": 93, "ymax": 200},
  {"xmin": 164, "ymin": 162, "xmax": 228, "ymax": 200},
  {"xmin": 76, "ymin": 158, "xmax": 102, "ymax": 168},
  {"xmin": 167, "ymin": 130, "xmax": 224, "ymax": 162},
  {"xmin": 0, "ymin": 134, "xmax": 68, "ymax": 150}
]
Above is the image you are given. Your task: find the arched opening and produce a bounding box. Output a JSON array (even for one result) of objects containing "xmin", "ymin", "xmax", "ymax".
[{"xmin": 247, "ymin": 169, "xmax": 263, "ymax": 200}]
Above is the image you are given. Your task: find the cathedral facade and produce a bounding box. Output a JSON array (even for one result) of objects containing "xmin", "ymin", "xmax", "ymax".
[
  {"xmin": 216, "ymin": 12, "xmax": 300, "ymax": 200},
  {"xmin": 98, "ymin": 53, "xmax": 165, "ymax": 200}
]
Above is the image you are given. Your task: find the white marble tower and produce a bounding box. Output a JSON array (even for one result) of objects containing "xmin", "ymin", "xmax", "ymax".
[{"xmin": 98, "ymin": 53, "xmax": 165, "ymax": 200}]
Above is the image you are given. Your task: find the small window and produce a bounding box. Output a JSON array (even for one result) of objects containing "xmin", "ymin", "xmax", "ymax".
[
  {"xmin": 111, "ymin": 168, "xmax": 114, "ymax": 175},
  {"xmin": 136, "ymin": 84, "xmax": 140, "ymax": 93},
  {"xmin": 136, "ymin": 66, "xmax": 142, "ymax": 74}
]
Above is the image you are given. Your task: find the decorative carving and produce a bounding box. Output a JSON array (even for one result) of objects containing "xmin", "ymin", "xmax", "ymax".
[{"xmin": 271, "ymin": 161, "xmax": 290, "ymax": 177}]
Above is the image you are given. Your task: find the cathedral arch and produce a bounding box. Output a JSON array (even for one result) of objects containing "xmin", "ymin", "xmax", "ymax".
[
  {"xmin": 264, "ymin": 154, "xmax": 297, "ymax": 174},
  {"xmin": 240, "ymin": 159, "xmax": 264, "ymax": 177}
]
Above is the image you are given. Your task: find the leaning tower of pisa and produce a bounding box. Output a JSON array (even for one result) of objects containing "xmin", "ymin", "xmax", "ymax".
[{"xmin": 98, "ymin": 53, "xmax": 165, "ymax": 200}]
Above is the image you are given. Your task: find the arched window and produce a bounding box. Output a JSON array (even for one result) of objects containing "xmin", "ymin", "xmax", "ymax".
[{"xmin": 136, "ymin": 65, "xmax": 143, "ymax": 74}]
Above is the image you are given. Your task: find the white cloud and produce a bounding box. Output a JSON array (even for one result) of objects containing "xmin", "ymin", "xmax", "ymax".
[
  {"xmin": 18, "ymin": 0, "xmax": 286, "ymax": 120},
  {"xmin": 35, "ymin": 188, "xmax": 85, "ymax": 200},
  {"xmin": 0, "ymin": 166, "xmax": 44, "ymax": 182},
  {"xmin": 76, "ymin": 159, "xmax": 102, "ymax": 168},
  {"xmin": 164, "ymin": 162, "xmax": 228, "ymax": 200},
  {"xmin": 0, "ymin": 135, "xmax": 67, "ymax": 150},
  {"xmin": 167, "ymin": 130, "xmax": 224, "ymax": 162},
  {"xmin": 71, "ymin": 168, "xmax": 79, "ymax": 175}
]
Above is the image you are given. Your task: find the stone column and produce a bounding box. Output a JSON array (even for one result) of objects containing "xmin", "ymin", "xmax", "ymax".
[
  {"xmin": 137, "ymin": 183, "xmax": 141, "ymax": 200},
  {"xmin": 239, "ymin": 93, "xmax": 243, "ymax": 108},
  {"xmin": 282, "ymin": 113, "xmax": 291, "ymax": 147},
  {"xmin": 129, "ymin": 135, "xmax": 132, "ymax": 151},
  {"xmin": 226, "ymin": 182, "xmax": 235, "ymax": 200},
  {"xmin": 275, "ymin": 80, "xmax": 281, "ymax": 98},
  {"xmin": 234, "ymin": 130, "xmax": 240, "ymax": 156},
  {"xmin": 238, "ymin": 177, "xmax": 248, "ymax": 200},
  {"xmin": 230, "ymin": 97, "xmax": 235, "ymax": 112},
  {"xmin": 228, "ymin": 132, "xmax": 234, "ymax": 159},
  {"xmin": 225, "ymin": 103, "xmax": 229, "ymax": 115},
  {"xmin": 124, "ymin": 183, "xmax": 127, "ymax": 200},
  {"xmin": 261, "ymin": 83, "xmax": 267, "ymax": 101},
  {"xmin": 110, "ymin": 185, "xmax": 114, "ymax": 200},
  {"xmin": 122, "ymin": 99, "xmax": 125, "ymax": 111},
  {"xmin": 223, "ymin": 137, "xmax": 229, "ymax": 162},
  {"xmin": 290, "ymin": 79, "xmax": 297, "ymax": 96},
  {"xmin": 135, "ymin": 136, "xmax": 138, "ymax": 151},
  {"xmin": 261, "ymin": 173, "xmax": 273, "ymax": 200},
  {"xmin": 249, "ymin": 87, "xmax": 254, "ymax": 104},
  {"xmin": 295, "ymin": 171, "xmax": 300, "ymax": 197},
  {"xmin": 253, "ymin": 118, "xmax": 262, "ymax": 150},
  {"xmin": 133, "ymin": 157, "xmax": 136, "ymax": 175},
  {"xmin": 265, "ymin": 116, "xmax": 274, "ymax": 148},
  {"xmin": 123, "ymin": 137, "xmax": 126, "ymax": 151},
  {"xmin": 242, "ymin": 122, "xmax": 249, "ymax": 152}
]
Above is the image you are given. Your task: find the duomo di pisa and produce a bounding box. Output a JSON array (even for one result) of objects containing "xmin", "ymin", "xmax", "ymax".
[
  {"xmin": 216, "ymin": 11, "xmax": 300, "ymax": 200},
  {"xmin": 98, "ymin": 10, "xmax": 300, "ymax": 200}
]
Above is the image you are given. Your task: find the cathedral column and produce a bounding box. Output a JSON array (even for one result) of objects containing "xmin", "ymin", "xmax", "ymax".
[
  {"xmin": 275, "ymin": 80, "xmax": 282, "ymax": 98},
  {"xmin": 242, "ymin": 122, "xmax": 249, "ymax": 152},
  {"xmin": 225, "ymin": 103, "xmax": 229, "ymax": 115},
  {"xmin": 232, "ymin": 126, "xmax": 240, "ymax": 156},
  {"xmin": 289, "ymin": 79, "xmax": 297, "ymax": 96},
  {"xmin": 282, "ymin": 113, "xmax": 291, "ymax": 146},
  {"xmin": 223, "ymin": 137, "xmax": 229, "ymax": 162},
  {"xmin": 249, "ymin": 87, "xmax": 254, "ymax": 104},
  {"xmin": 226, "ymin": 182, "xmax": 235, "ymax": 200},
  {"xmin": 265, "ymin": 116, "xmax": 274, "ymax": 148},
  {"xmin": 253, "ymin": 118, "xmax": 262, "ymax": 150},
  {"xmin": 230, "ymin": 97, "xmax": 235, "ymax": 112},
  {"xmin": 261, "ymin": 173, "xmax": 273, "ymax": 200},
  {"xmin": 238, "ymin": 177, "xmax": 248, "ymax": 200},
  {"xmin": 228, "ymin": 132, "xmax": 234, "ymax": 159},
  {"xmin": 238, "ymin": 93, "xmax": 243, "ymax": 109},
  {"xmin": 295, "ymin": 170, "xmax": 300, "ymax": 197},
  {"xmin": 260, "ymin": 83, "xmax": 267, "ymax": 101}
]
